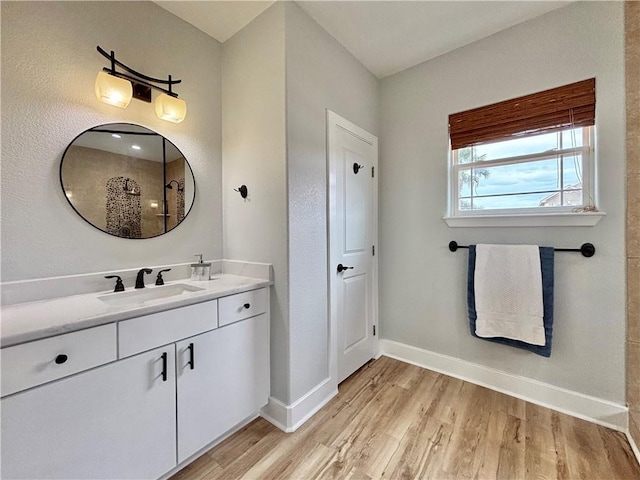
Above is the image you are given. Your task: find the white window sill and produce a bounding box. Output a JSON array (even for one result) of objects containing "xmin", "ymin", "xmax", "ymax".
[{"xmin": 443, "ymin": 212, "xmax": 606, "ymax": 228}]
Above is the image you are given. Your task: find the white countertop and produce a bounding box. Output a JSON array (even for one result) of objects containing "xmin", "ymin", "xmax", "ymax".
[{"xmin": 1, "ymin": 274, "xmax": 270, "ymax": 348}]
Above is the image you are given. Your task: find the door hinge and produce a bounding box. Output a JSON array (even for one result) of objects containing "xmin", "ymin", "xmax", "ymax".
[
  {"xmin": 371, "ymin": 166, "xmax": 375, "ymax": 178},
  {"xmin": 373, "ymin": 325, "xmax": 376, "ymax": 336},
  {"xmin": 372, "ymin": 245, "xmax": 375, "ymax": 256}
]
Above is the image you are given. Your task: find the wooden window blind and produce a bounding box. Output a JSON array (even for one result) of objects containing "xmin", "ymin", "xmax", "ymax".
[{"xmin": 449, "ymin": 78, "xmax": 595, "ymax": 150}]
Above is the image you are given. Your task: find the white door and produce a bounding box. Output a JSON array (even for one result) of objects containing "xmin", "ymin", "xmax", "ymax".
[
  {"xmin": 1, "ymin": 346, "xmax": 177, "ymax": 480},
  {"xmin": 176, "ymin": 314, "xmax": 270, "ymax": 462},
  {"xmin": 328, "ymin": 111, "xmax": 378, "ymax": 384}
]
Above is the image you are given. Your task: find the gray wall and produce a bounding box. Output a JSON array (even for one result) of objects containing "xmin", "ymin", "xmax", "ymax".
[
  {"xmin": 3, "ymin": 0, "xmax": 623, "ymax": 410},
  {"xmin": 284, "ymin": 2, "xmax": 379, "ymax": 402},
  {"xmin": 379, "ymin": 1, "xmax": 626, "ymax": 402},
  {"xmin": 221, "ymin": 2, "xmax": 379, "ymax": 405},
  {"xmin": 1, "ymin": 1, "xmax": 222, "ymax": 281},
  {"xmin": 221, "ymin": 3, "xmax": 289, "ymax": 403}
]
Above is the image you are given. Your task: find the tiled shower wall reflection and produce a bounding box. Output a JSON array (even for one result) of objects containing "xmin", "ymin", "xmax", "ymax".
[
  {"xmin": 63, "ymin": 146, "xmax": 164, "ymax": 236},
  {"xmin": 627, "ymin": 1, "xmax": 640, "ymax": 449}
]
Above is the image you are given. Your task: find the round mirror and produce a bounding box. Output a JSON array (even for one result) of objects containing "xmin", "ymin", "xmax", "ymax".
[{"xmin": 60, "ymin": 123, "xmax": 195, "ymax": 239}]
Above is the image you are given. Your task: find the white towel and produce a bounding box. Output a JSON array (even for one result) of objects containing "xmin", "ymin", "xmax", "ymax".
[{"xmin": 474, "ymin": 244, "xmax": 545, "ymax": 346}]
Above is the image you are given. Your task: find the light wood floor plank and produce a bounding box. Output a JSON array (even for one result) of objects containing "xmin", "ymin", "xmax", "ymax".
[
  {"xmin": 524, "ymin": 404, "xmax": 558, "ymax": 479},
  {"xmin": 208, "ymin": 417, "xmax": 281, "ymax": 469},
  {"xmin": 381, "ymin": 409, "xmax": 454, "ymax": 479},
  {"xmin": 597, "ymin": 425, "xmax": 640, "ymax": 479},
  {"xmin": 559, "ymin": 411, "xmax": 612, "ymax": 479},
  {"xmin": 171, "ymin": 357, "xmax": 640, "ymax": 480}
]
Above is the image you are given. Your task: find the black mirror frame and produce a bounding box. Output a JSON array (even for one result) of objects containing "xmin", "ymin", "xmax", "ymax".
[{"xmin": 59, "ymin": 122, "xmax": 196, "ymax": 239}]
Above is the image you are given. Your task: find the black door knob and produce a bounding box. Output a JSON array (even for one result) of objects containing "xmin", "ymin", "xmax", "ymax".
[
  {"xmin": 337, "ymin": 263, "xmax": 354, "ymax": 273},
  {"xmin": 55, "ymin": 354, "xmax": 68, "ymax": 364}
]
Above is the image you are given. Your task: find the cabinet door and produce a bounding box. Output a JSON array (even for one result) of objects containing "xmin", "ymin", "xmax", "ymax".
[
  {"xmin": 176, "ymin": 314, "xmax": 270, "ymax": 463},
  {"xmin": 1, "ymin": 346, "xmax": 177, "ymax": 480}
]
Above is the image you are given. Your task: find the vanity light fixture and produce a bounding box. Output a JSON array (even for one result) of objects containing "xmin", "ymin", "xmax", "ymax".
[
  {"xmin": 155, "ymin": 93, "xmax": 187, "ymax": 124},
  {"xmin": 95, "ymin": 46, "xmax": 187, "ymax": 123},
  {"xmin": 95, "ymin": 71, "xmax": 132, "ymax": 108}
]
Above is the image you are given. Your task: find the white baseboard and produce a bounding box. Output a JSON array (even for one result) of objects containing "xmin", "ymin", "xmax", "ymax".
[
  {"xmin": 261, "ymin": 378, "xmax": 338, "ymax": 433},
  {"xmin": 379, "ymin": 339, "xmax": 628, "ymax": 432},
  {"xmin": 260, "ymin": 398, "xmax": 290, "ymax": 432}
]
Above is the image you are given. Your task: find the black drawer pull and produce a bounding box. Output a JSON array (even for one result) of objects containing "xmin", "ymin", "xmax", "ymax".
[
  {"xmin": 187, "ymin": 343, "xmax": 195, "ymax": 370},
  {"xmin": 161, "ymin": 352, "xmax": 168, "ymax": 382},
  {"xmin": 55, "ymin": 354, "xmax": 68, "ymax": 365},
  {"xmin": 243, "ymin": 303, "xmax": 251, "ymax": 309}
]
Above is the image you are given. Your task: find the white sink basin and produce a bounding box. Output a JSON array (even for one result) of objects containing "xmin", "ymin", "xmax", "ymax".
[{"xmin": 98, "ymin": 283, "xmax": 205, "ymax": 307}]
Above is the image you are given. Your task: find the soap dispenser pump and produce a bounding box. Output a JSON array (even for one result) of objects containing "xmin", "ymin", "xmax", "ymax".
[{"xmin": 190, "ymin": 254, "xmax": 211, "ymax": 281}]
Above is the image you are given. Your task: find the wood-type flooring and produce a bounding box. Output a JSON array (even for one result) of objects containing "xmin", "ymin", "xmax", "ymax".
[{"xmin": 170, "ymin": 356, "xmax": 640, "ymax": 479}]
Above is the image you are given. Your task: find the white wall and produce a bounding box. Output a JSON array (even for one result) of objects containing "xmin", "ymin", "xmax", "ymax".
[
  {"xmin": 5, "ymin": 0, "xmax": 621, "ymax": 421},
  {"xmin": 284, "ymin": 2, "xmax": 379, "ymax": 402},
  {"xmin": 379, "ymin": 1, "xmax": 626, "ymax": 403},
  {"xmin": 222, "ymin": 2, "xmax": 378, "ymax": 407},
  {"xmin": 1, "ymin": 1, "xmax": 222, "ymax": 281},
  {"xmin": 221, "ymin": 3, "xmax": 289, "ymax": 402}
]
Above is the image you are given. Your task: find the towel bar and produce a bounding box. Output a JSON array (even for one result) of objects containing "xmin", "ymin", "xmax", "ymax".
[{"xmin": 448, "ymin": 241, "xmax": 595, "ymax": 258}]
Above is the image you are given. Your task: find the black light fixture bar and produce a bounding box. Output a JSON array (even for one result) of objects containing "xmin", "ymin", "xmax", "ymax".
[{"xmin": 97, "ymin": 46, "xmax": 182, "ymax": 98}]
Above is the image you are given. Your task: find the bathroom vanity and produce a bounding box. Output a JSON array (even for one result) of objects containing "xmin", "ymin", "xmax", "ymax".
[{"xmin": 0, "ymin": 273, "xmax": 271, "ymax": 479}]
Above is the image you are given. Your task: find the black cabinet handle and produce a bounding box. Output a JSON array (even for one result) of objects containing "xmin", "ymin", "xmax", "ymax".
[
  {"xmin": 337, "ymin": 264, "xmax": 354, "ymax": 273},
  {"xmin": 243, "ymin": 303, "xmax": 251, "ymax": 309},
  {"xmin": 187, "ymin": 343, "xmax": 194, "ymax": 370},
  {"xmin": 161, "ymin": 352, "xmax": 168, "ymax": 382},
  {"xmin": 55, "ymin": 354, "xmax": 68, "ymax": 365}
]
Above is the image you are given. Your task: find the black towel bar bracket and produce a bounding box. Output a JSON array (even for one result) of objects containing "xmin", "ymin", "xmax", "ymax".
[{"xmin": 448, "ymin": 241, "xmax": 595, "ymax": 258}]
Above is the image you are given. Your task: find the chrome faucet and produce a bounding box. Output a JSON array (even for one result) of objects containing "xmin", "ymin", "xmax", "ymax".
[{"xmin": 135, "ymin": 268, "xmax": 153, "ymax": 289}]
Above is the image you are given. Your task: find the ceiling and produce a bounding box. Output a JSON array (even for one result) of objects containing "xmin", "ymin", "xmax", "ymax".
[
  {"xmin": 156, "ymin": 1, "xmax": 276, "ymax": 43},
  {"xmin": 74, "ymin": 125, "xmax": 183, "ymax": 162},
  {"xmin": 155, "ymin": 0, "xmax": 573, "ymax": 79}
]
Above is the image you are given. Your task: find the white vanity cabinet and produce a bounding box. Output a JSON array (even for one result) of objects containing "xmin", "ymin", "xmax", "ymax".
[
  {"xmin": 1, "ymin": 323, "xmax": 117, "ymax": 397},
  {"xmin": 119, "ymin": 299, "xmax": 218, "ymax": 358},
  {"xmin": 1, "ymin": 345, "xmax": 177, "ymax": 480},
  {"xmin": 176, "ymin": 313, "xmax": 270, "ymax": 462},
  {"xmin": 1, "ymin": 285, "xmax": 271, "ymax": 480}
]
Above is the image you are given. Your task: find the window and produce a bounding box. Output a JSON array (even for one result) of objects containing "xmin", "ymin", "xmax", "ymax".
[{"xmin": 448, "ymin": 79, "xmax": 597, "ymax": 219}]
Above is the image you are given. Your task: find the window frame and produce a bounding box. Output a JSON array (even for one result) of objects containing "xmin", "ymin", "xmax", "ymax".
[{"xmin": 448, "ymin": 126, "xmax": 595, "ymax": 218}]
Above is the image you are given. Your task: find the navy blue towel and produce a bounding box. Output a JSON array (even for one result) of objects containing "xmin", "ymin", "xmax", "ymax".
[{"xmin": 467, "ymin": 245, "xmax": 555, "ymax": 357}]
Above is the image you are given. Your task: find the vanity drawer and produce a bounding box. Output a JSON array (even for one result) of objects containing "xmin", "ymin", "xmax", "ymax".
[
  {"xmin": 1, "ymin": 324, "xmax": 117, "ymax": 397},
  {"xmin": 218, "ymin": 288, "xmax": 268, "ymax": 327},
  {"xmin": 119, "ymin": 299, "xmax": 218, "ymax": 358}
]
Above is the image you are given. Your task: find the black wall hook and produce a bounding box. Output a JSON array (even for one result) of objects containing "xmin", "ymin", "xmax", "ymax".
[
  {"xmin": 353, "ymin": 163, "xmax": 364, "ymax": 174},
  {"xmin": 234, "ymin": 185, "xmax": 248, "ymax": 199}
]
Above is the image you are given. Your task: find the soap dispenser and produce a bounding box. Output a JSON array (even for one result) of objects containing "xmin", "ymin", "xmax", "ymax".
[{"xmin": 190, "ymin": 254, "xmax": 211, "ymax": 281}]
